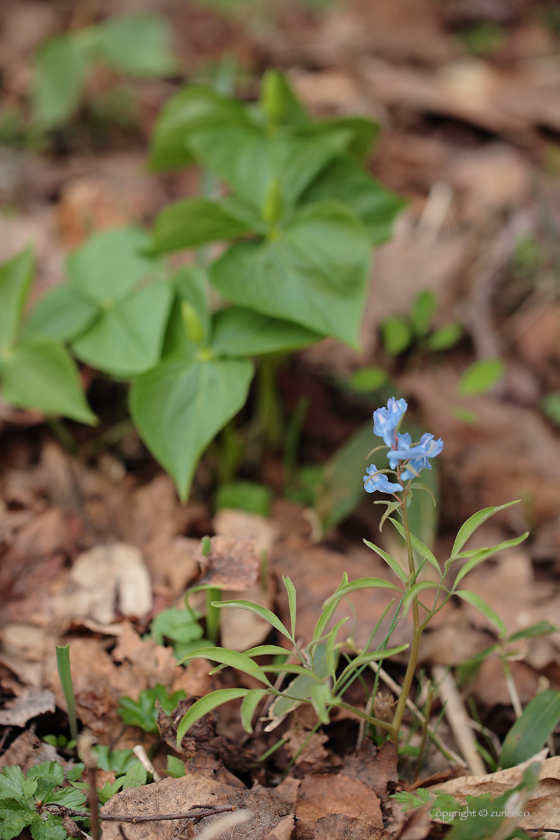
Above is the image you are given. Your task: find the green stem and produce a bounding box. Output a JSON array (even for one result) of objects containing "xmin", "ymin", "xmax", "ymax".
[
  {"xmin": 390, "ymin": 488, "xmax": 422, "ymax": 747},
  {"xmin": 56, "ymin": 645, "xmax": 79, "ymax": 742},
  {"xmin": 206, "ymin": 588, "xmax": 221, "ymax": 645},
  {"xmin": 338, "ymin": 702, "xmax": 395, "ymax": 736}
]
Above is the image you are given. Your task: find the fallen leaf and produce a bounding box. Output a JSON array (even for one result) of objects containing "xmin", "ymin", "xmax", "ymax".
[
  {"xmin": 341, "ymin": 740, "xmax": 398, "ymax": 802},
  {"xmin": 0, "ymin": 686, "xmax": 55, "ymax": 726},
  {"xmin": 0, "ymin": 730, "xmax": 61, "ymax": 771},
  {"xmin": 196, "ymin": 536, "xmax": 259, "ymax": 590},
  {"xmin": 313, "ymin": 814, "xmax": 383, "ymax": 840},
  {"xmin": 294, "ymin": 774, "xmax": 383, "ymax": 839}
]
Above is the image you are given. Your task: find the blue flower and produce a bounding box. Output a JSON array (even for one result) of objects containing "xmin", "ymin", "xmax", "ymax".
[
  {"xmin": 363, "ymin": 465, "xmax": 403, "ymax": 494},
  {"xmin": 393, "ymin": 433, "xmax": 444, "ymax": 480},
  {"xmin": 373, "ymin": 398, "xmax": 408, "ymax": 448},
  {"xmin": 388, "ymin": 432, "xmax": 412, "ymax": 469}
]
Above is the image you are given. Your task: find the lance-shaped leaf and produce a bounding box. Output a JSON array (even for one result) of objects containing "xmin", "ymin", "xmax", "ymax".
[
  {"xmin": 71, "ymin": 282, "xmax": 173, "ymax": 376},
  {"xmin": 210, "ymin": 307, "xmax": 320, "ymax": 357},
  {"xmin": 176, "ymin": 648, "xmax": 271, "ymax": 685},
  {"xmin": 216, "ymin": 600, "xmax": 293, "ymax": 642},
  {"xmin": 0, "ymin": 248, "xmax": 34, "ymax": 349},
  {"xmin": 152, "ymin": 198, "xmax": 252, "ymax": 254},
  {"xmin": 1, "ymin": 335, "xmax": 96, "ymax": 424},
  {"xmin": 455, "ymin": 590, "xmax": 507, "ymax": 637},
  {"xmin": 500, "ymin": 690, "xmax": 560, "ymax": 768},
  {"xmin": 389, "ymin": 517, "xmax": 440, "ymax": 573},
  {"xmin": 210, "ymin": 200, "xmax": 371, "ymax": 348},
  {"xmin": 32, "ymin": 35, "xmax": 88, "ymax": 126},
  {"xmin": 321, "ymin": 577, "xmax": 402, "ymax": 608},
  {"xmin": 364, "ymin": 538, "xmax": 408, "ymax": 584},
  {"xmin": 337, "ymin": 644, "xmax": 409, "ymax": 682},
  {"xmin": 94, "ymin": 13, "xmax": 177, "ymax": 78},
  {"xmin": 450, "ymin": 500, "xmax": 520, "ymax": 558},
  {"xmin": 176, "ymin": 689, "xmax": 249, "ymax": 744},
  {"xmin": 240, "ymin": 689, "xmax": 267, "ymax": 734},
  {"xmin": 452, "ymin": 532, "xmax": 529, "ymax": 587},
  {"xmin": 130, "ymin": 354, "xmax": 254, "ymax": 500}
]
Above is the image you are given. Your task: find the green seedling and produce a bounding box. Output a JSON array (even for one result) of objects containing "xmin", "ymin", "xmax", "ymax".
[
  {"xmin": 55, "ymin": 644, "xmax": 79, "ymax": 743},
  {"xmin": 118, "ymin": 685, "xmax": 186, "ymax": 734}
]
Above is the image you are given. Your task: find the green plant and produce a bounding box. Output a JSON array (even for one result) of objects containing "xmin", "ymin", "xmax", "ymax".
[
  {"xmin": 9, "ymin": 69, "xmax": 403, "ymax": 501},
  {"xmin": 118, "ymin": 685, "xmax": 186, "ymax": 733},
  {"xmin": 33, "ymin": 13, "xmax": 177, "ymax": 128},
  {"xmin": 172, "ymin": 398, "xmax": 530, "ymax": 761},
  {"xmin": 0, "ymin": 761, "xmax": 86, "ymax": 840},
  {"xmin": 70, "ymin": 747, "xmax": 148, "ymax": 804},
  {"xmin": 380, "ymin": 289, "xmax": 463, "ymax": 357},
  {"xmin": 148, "ymin": 604, "xmax": 212, "ymax": 659}
]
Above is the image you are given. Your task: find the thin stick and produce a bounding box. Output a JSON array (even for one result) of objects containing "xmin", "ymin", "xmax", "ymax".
[
  {"xmin": 132, "ymin": 745, "xmax": 161, "ymax": 782},
  {"xmin": 433, "ymin": 666, "xmax": 485, "ymax": 776}
]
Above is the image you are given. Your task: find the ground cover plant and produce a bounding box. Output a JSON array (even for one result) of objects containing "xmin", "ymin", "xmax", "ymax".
[{"xmin": 3, "ymin": 1, "xmax": 560, "ymax": 838}]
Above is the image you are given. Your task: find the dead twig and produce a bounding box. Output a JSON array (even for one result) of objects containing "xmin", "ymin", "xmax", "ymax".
[{"xmin": 433, "ymin": 666, "xmax": 485, "ymax": 776}]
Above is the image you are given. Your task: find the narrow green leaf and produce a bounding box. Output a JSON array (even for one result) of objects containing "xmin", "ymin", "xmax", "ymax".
[
  {"xmin": 1, "ymin": 335, "xmax": 96, "ymax": 424},
  {"xmin": 403, "ymin": 582, "xmax": 448, "ymax": 615},
  {"xmin": 450, "ymin": 500, "xmax": 520, "ymax": 557},
  {"xmin": 508, "ymin": 621, "xmax": 557, "ymax": 642},
  {"xmin": 428, "ymin": 322, "xmax": 462, "ymax": 351},
  {"xmin": 55, "ymin": 645, "xmax": 78, "ymax": 743},
  {"xmin": 363, "ymin": 538, "xmax": 408, "ymax": 583},
  {"xmin": 72, "ymin": 282, "xmax": 173, "ymax": 376},
  {"xmin": 33, "ymin": 35, "xmax": 88, "ymax": 126},
  {"xmin": 153, "ymin": 198, "xmax": 251, "ymax": 254},
  {"xmin": 409, "ymin": 482, "xmax": 437, "ymax": 507},
  {"xmin": 22, "ymin": 285, "xmax": 97, "ymax": 341},
  {"xmin": 176, "ymin": 647, "xmax": 271, "ymax": 685},
  {"xmin": 388, "ymin": 518, "xmax": 440, "ymax": 573},
  {"xmin": 211, "ymin": 200, "xmax": 371, "ymax": 348},
  {"xmin": 455, "ymin": 590, "xmax": 507, "ymax": 637},
  {"xmin": 322, "ymin": 577, "xmax": 402, "ymax": 608},
  {"xmin": 211, "ymin": 307, "xmax": 320, "ymax": 357},
  {"xmin": 240, "ymin": 689, "xmax": 267, "ymax": 733},
  {"xmin": 301, "ymin": 117, "xmax": 379, "ymax": 162},
  {"xmin": 500, "ymin": 690, "xmax": 560, "ymax": 768},
  {"xmin": 453, "ymin": 532, "xmax": 529, "ymax": 587},
  {"xmin": 283, "ymin": 577, "xmax": 297, "ymax": 639},
  {"xmin": 325, "ymin": 617, "xmax": 348, "ymax": 680},
  {"xmin": 130, "ymin": 355, "xmax": 254, "ymax": 500},
  {"xmin": 176, "ymin": 688, "xmax": 248, "ymax": 744},
  {"xmin": 95, "ymin": 13, "xmax": 177, "ymax": 77},
  {"xmin": 458, "ymin": 358, "xmax": 504, "ymax": 396},
  {"xmin": 312, "ymin": 573, "xmax": 348, "ymax": 642},
  {"xmin": 243, "ymin": 645, "xmax": 292, "ymax": 658},
  {"xmin": 216, "ymin": 599, "xmax": 293, "ymax": 642},
  {"xmin": 410, "ymin": 290, "xmax": 436, "ymax": 337},
  {"xmin": 381, "ymin": 316, "xmax": 412, "ymax": 355},
  {"xmin": 0, "ymin": 248, "xmax": 34, "ymax": 349},
  {"xmin": 337, "ymin": 644, "xmax": 409, "ymax": 681},
  {"xmin": 310, "ymin": 683, "xmax": 333, "ymax": 725}
]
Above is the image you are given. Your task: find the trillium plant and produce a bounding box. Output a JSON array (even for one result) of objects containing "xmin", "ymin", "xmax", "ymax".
[{"xmin": 175, "ymin": 398, "xmax": 530, "ymax": 765}]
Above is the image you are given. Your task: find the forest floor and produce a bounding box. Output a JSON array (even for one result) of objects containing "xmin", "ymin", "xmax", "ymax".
[{"xmin": 1, "ymin": 0, "xmax": 560, "ymax": 838}]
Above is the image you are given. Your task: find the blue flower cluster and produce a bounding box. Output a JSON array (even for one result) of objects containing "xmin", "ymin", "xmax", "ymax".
[{"xmin": 364, "ymin": 398, "xmax": 443, "ymax": 494}]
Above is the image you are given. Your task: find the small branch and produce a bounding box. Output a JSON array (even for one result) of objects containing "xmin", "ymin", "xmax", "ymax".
[
  {"xmin": 132, "ymin": 745, "xmax": 162, "ymax": 782},
  {"xmin": 433, "ymin": 666, "xmax": 485, "ymax": 776}
]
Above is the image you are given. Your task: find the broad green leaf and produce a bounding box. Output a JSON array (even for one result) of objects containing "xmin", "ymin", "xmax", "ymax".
[
  {"xmin": 210, "ymin": 201, "xmax": 371, "ymax": 348},
  {"xmin": 1, "ymin": 335, "xmax": 96, "ymax": 424},
  {"xmin": 260, "ymin": 69, "xmax": 308, "ymax": 127},
  {"xmin": 283, "ymin": 577, "xmax": 297, "ymax": 639},
  {"xmin": 388, "ymin": 518, "xmax": 440, "ymax": 572},
  {"xmin": 450, "ymin": 500, "xmax": 520, "ymax": 557},
  {"xmin": 322, "ymin": 577, "xmax": 402, "ymax": 608},
  {"xmin": 363, "ymin": 539, "xmax": 408, "ymax": 583},
  {"xmin": 216, "ymin": 600, "xmax": 293, "ymax": 642},
  {"xmin": 211, "ymin": 307, "xmax": 320, "ymax": 357},
  {"xmin": 312, "ymin": 573, "xmax": 348, "ymax": 642},
  {"xmin": 149, "ymin": 606, "xmax": 203, "ymax": 646},
  {"xmin": 30, "ymin": 814, "xmax": 67, "ymax": 840},
  {"xmin": 94, "ymin": 746, "xmax": 136, "ymax": 775},
  {"xmin": 541, "ymin": 392, "xmax": 560, "ymax": 426},
  {"xmin": 130, "ymin": 355, "xmax": 254, "ymax": 500},
  {"xmin": 458, "ymin": 358, "xmax": 504, "ymax": 396},
  {"xmin": 67, "ymin": 227, "xmax": 155, "ymax": 305},
  {"xmin": 428, "ymin": 322, "xmax": 462, "ymax": 351},
  {"xmin": 32, "ymin": 35, "xmax": 88, "ymax": 126},
  {"xmin": 191, "ymin": 129, "xmax": 352, "ymax": 214},
  {"xmin": 301, "ymin": 117, "xmax": 379, "ymax": 162},
  {"xmin": 0, "ymin": 248, "xmax": 34, "ymax": 349},
  {"xmin": 310, "ymin": 682, "xmax": 333, "ymax": 725},
  {"xmin": 176, "ymin": 647, "xmax": 271, "ymax": 685},
  {"xmin": 44, "ymin": 786, "xmax": 87, "ymax": 809},
  {"xmin": 452, "ymin": 532, "xmax": 529, "ymax": 587},
  {"xmin": 167, "ymin": 755, "xmax": 186, "ymax": 778},
  {"xmin": 72, "ymin": 282, "xmax": 173, "ymax": 376},
  {"xmin": 95, "ymin": 14, "xmax": 177, "ymax": 77},
  {"xmin": 240, "ymin": 689, "xmax": 267, "ymax": 733},
  {"xmin": 215, "ymin": 481, "xmax": 272, "ymax": 517},
  {"xmin": 0, "ymin": 765, "xmax": 26, "ymax": 800},
  {"xmin": 381, "ymin": 316, "xmax": 412, "ymax": 355},
  {"xmin": 349, "ymin": 366, "xmax": 388, "ymax": 392},
  {"xmin": 150, "ymin": 85, "xmax": 250, "ymax": 171},
  {"xmin": 163, "ymin": 266, "xmax": 210, "ymax": 357},
  {"xmin": 22, "ymin": 780, "xmax": 37, "ymax": 798},
  {"xmin": 0, "ymin": 801, "xmax": 35, "ymax": 840},
  {"xmin": 410, "ymin": 290, "xmax": 436, "ymax": 337},
  {"xmin": 152, "ymin": 199, "xmax": 251, "ymax": 254},
  {"xmin": 176, "ymin": 688, "xmax": 248, "ymax": 744},
  {"xmin": 455, "ymin": 590, "xmax": 507, "ymax": 637},
  {"xmin": 120, "ymin": 762, "xmax": 147, "ymax": 789},
  {"xmin": 22, "ymin": 285, "xmax": 97, "ymax": 341},
  {"xmin": 300, "ymin": 155, "xmax": 405, "ymax": 245},
  {"xmin": 500, "ymin": 690, "xmax": 560, "ymax": 768}
]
